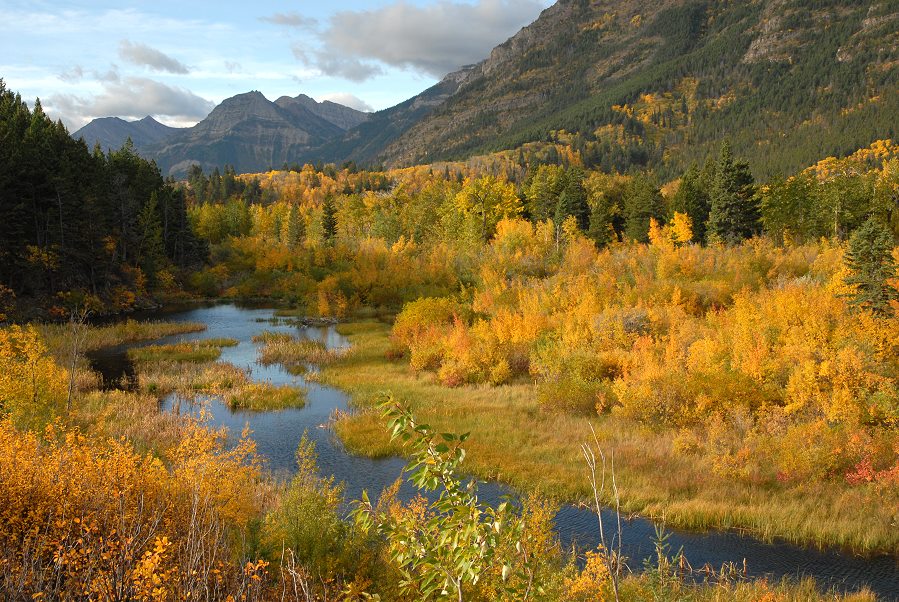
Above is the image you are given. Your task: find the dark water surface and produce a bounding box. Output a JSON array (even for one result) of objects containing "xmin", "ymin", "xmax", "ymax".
[{"xmin": 90, "ymin": 304, "xmax": 899, "ymax": 599}]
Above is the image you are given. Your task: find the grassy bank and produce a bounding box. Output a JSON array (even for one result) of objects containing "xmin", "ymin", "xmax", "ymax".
[
  {"xmin": 323, "ymin": 321, "xmax": 898, "ymax": 557},
  {"xmin": 38, "ymin": 319, "xmax": 206, "ymax": 357}
]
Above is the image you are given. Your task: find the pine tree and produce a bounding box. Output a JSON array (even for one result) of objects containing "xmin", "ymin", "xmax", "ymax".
[
  {"xmin": 843, "ymin": 216, "xmax": 898, "ymax": 316},
  {"xmin": 321, "ymin": 195, "xmax": 338, "ymax": 243},
  {"xmin": 624, "ymin": 174, "xmax": 665, "ymax": 243},
  {"xmin": 554, "ymin": 167, "xmax": 590, "ymax": 231},
  {"xmin": 136, "ymin": 192, "xmax": 166, "ymax": 286},
  {"xmin": 707, "ymin": 142, "xmax": 759, "ymax": 244},
  {"xmin": 588, "ymin": 195, "xmax": 619, "ymax": 248},
  {"xmin": 284, "ymin": 205, "xmax": 306, "ymax": 249},
  {"xmin": 671, "ymin": 163, "xmax": 710, "ymax": 243}
]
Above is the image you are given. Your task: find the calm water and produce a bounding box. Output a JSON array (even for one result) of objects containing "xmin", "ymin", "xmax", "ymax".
[{"xmin": 89, "ymin": 304, "xmax": 899, "ymax": 599}]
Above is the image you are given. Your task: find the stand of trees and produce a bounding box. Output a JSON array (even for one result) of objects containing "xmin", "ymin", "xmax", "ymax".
[{"xmin": 0, "ymin": 81, "xmax": 206, "ymax": 315}]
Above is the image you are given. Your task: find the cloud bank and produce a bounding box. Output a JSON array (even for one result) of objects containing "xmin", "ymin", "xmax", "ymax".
[
  {"xmin": 48, "ymin": 77, "xmax": 214, "ymax": 129},
  {"xmin": 312, "ymin": 0, "xmax": 546, "ymax": 80}
]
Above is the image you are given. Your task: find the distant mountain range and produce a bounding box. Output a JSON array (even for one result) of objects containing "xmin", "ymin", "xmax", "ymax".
[
  {"xmin": 73, "ymin": 0, "xmax": 899, "ymax": 178},
  {"xmin": 74, "ymin": 115, "xmax": 184, "ymax": 154},
  {"xmin": 74, "ymin": 93, "xmax": 370, "ymax": 175}
]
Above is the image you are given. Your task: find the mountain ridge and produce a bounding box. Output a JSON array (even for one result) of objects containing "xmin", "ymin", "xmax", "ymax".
[
  {"xmin": 72, "ymin": 0, "xmax": 898, "ymax": 179},
  {"xmin": 73, "ymin": 115, "xmax": 184, "ymax": 153}
]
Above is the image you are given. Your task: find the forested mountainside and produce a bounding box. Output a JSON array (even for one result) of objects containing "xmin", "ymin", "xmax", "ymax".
[{"xmin": 373, "ymin": 0, "xmax": 898, "ymax": 179}]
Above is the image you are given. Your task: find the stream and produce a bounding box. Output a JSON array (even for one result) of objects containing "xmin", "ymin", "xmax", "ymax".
[{"xmin": 88, "ymin": 304, "xmax": 899, "ymax": 599}]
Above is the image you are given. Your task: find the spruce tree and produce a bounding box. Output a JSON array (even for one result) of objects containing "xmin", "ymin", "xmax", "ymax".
[
  {"xmin": 671, "ymin": 163, "xmax": 710, "ymax": 243},
  {"xmin": 553, "ymin": 167, "xmax": 589, "ymax": 231},
  {"xmin": 321, "ymin": 195, "xmax": 338, "ymax": 243},
  {"xmin": 136, "ymin": 192, "xmax": 166, "ymax": 286},
  {"xmin": 707, "ymin": 142, "xmax": 759, "ymax": 244},
  {"xmin": 624, "ymin": 174, "xmax": 665, "ymax": 243},
  {"xmin": 843, "ymin": 216, "xmax": 898, "ymax": 316}
]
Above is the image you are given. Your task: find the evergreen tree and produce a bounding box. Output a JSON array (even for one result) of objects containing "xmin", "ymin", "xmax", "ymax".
[
  {"xmin": 524, "ymin": 164, "xmax": 564, "ymax": 222},
  {"xmin": 136, "ymin": 192, "xmax": 166, "ymax": 286},
  {"xmin": 624, "ymin": 175, "xmax": 665, "ymax": 242},
  {"xmin": 588, "ymin": 194, "xmax": 619, "ymax": 248},
  {"xmin": 843, "ymin": 216, "xmax": 898, "ymax": 316},
  {"xmin": 707, "ymin": 142, "xmax": 759, "ymax": 244},
  {"xmin": 321, "ymin": 195, "xmax": 338, "ymax": 243},
  {"xmin": 554, "ymin": 167, "xmax": 590, "ymax": 231},
  {"xmin": 671, "ymin": 163, "xmax": 710, "ymax": 243},
  {"xmin": 284, "ymin": 205, "xmax": 306, "ymax": 249}
]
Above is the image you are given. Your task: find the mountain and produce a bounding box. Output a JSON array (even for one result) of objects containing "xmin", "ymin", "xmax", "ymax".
[
  {"xmin": 300, "ymin": 68, "xmax": 474, "ymax": 166},
  {"xmin": 275, "ymin": 94, "xmax": 369, "ymax": 131},
  {"xmin": 149, "ymin": 91, "xmax": 369, "ymax": 176},
  {"xmin": 73, "ymin": 116, "xmax": 183, "ymax": 153},
  {"xmin": 73, "ymin": 0, "xmax": 898, "ymax": 178},
  {"xmin": 365, "ymin": 0, "xmax": 898, "ymax": 178}
]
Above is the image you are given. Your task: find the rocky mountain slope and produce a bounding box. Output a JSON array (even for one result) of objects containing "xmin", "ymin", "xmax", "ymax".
[
  {"xmin": 275, "ymin": 94, "xmax": 369, "ymax": 131},
  {"xmin": 73, "ymin": 116, "xmax": 183, "ymax": 153},
  {"xmin": 77, "ymin": 92, "xmax": 370, "ymax": 176},
  {"xmin": 72, "ymin": 0, "xmax": 898, "ymax": 178},
  {"xmin": 373, "ymin": 0, "xmax": 898, "ymax": 177}
]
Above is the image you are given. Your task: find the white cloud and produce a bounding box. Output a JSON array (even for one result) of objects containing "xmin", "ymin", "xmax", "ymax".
[
  {"xmin": 57, "ymin": 65, "xmax": 84, "ymax": 83},
  {"xmin": 119, "ymin": 40, "xmax": 190, "ymax": 74},
  {"xmin": 313, "ymin": 0, "xmax": 547, "ymax": 80},
  {"xmin": 260, "ymin": 12, "xmax": 317, "ymax": 29},
  {"xmin": 320, "ymin": 92, "xmax": 373, "ymax": 112},
  {"xmin": 47, "ymin": 77, "xmax": 214, "ymax": 129},
  {"xmin": 292, "ymin": 44, "xmax": 384, "ymax": 83}
]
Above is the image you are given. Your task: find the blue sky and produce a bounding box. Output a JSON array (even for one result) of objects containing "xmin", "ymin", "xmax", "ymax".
[{"xmin": 0, "ymin": 0, "xmax": 553, "ymax": 131}]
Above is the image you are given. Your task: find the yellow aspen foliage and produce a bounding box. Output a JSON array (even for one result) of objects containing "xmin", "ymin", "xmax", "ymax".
[
  {"xmin": 0, "ymin": 325, "xmax": 68, "ymax": 428},
  {"xmin": 563, "ymin": 549, "xmax": 611, "ymax": 601},
  {"xmin": 670, "ymin": 212, "xmax": 694, "ymax": 245},
  {"xmin": 0, "ymin": 417, "xmax": 269, "ymax": 600}
]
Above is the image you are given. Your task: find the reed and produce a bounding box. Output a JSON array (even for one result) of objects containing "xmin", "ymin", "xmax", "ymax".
[{"xmin": 38, "ymin": 319, "xmax": 206, "ymax": 356}]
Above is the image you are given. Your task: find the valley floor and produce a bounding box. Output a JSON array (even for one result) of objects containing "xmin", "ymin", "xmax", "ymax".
[{"xmin": 325, "ymin": 321, "xmax": 899, "ymax": 558}]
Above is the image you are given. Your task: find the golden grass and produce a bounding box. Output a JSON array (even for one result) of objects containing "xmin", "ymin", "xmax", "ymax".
[
  {"xmin": 225, "ymin": 383, "xmax": 306, "ymax": 411},
  {"xmin": 255, "ymin": 333, "xmax": 350, "ymax": 369},
  {"xmin": 74, "ymin": 389, "xmax": 188, "ymax": 456},
  {"xmin": 323, "ymin": 321, "xmax": 899, "ymax": 556},
  {"xmin": 38, "ymin": 319, "xmax": 206, "ymax": 357},
  {"xmin": 616, "ymin": 574, "xmax": 877, "ymax": 602},
  {"xmin": 128, "ymin": 338, "xmax": 237, "ymax": 363},
  {"xmin": 137, "ymin": 360, "xmax": 250, "ymax": 396}
]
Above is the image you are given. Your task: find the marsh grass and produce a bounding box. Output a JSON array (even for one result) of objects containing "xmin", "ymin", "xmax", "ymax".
[
  {"xmin": 128, "ymin": 338, "xmax": 237, "ymax": 363},
  {"xmin": 255, "ymin": 332, "xmax": 349, "ymax": 369},
  {"xmin": 74, "ymin": 389, "xmax": 188, "ymax": 456},
  {"xmin": 137, "ymin": 361, "xmax": 250, "ymax": 396},
  {"xmin": 252, "ymin": 331, "xmax": 294, "ymax": 344},
  {"xmin": 225, "ymin": 382, "xmax": 306, "ymax": 411},
  {"xmin": 39, "ymin": 319, "xmax": 206, "ymax": 357},
  {"xmin": 616, "ymin": 574, "xmax": 876, "ymax": 602},
  {"xmin": 324, "ymin": 321, "xmax": 899, "ymax": 556}
]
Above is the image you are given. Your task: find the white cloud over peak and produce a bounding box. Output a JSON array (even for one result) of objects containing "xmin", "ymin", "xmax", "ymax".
[
  {"xmin": 320, "ymin": 92, "xmax": 374, "ymax": 112},
  {"xmin": 47, "ymin": 77, "xmax": 214, "ymax": 130}
]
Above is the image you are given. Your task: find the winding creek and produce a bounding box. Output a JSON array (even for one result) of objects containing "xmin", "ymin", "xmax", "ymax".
[{"xmin": 88, "ymin": 304, "xmax": 899, "ymax": 599}]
